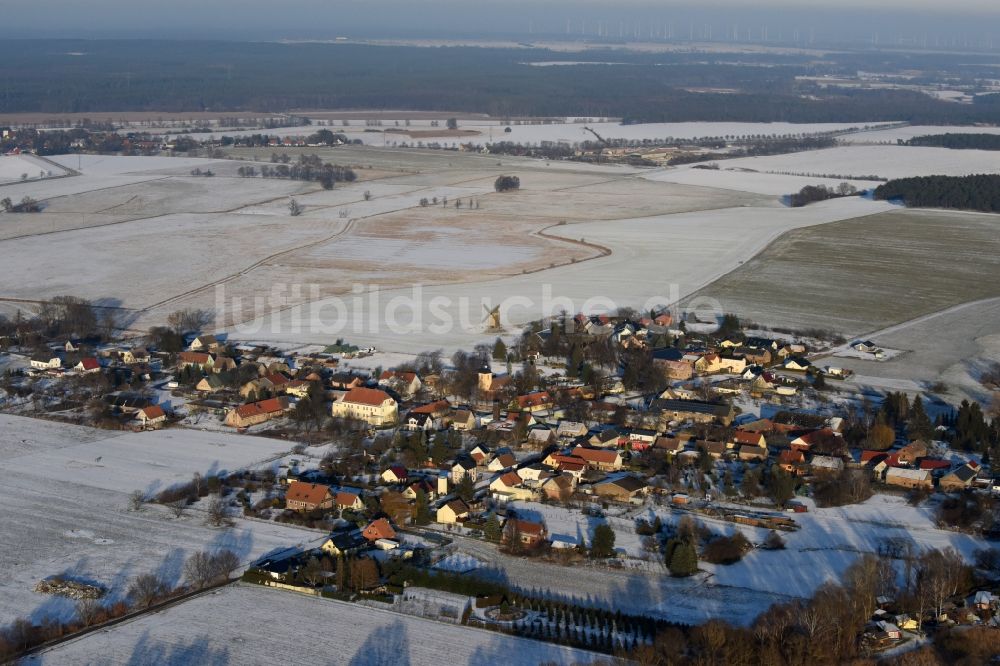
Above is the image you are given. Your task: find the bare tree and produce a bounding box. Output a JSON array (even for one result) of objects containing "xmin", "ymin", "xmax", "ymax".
[
  {"xmin": 209, "ymin": 549, "xmax": 241, "ymax": 580},
  {"xmin": 184, "ymin": 551, "xmax": 216, "ymax": 589},
  {"xmin": 128, "ymin": 490, "xmax": 146, "ymax": 512},
  {"xmin": 917, "ymin": 547, "xmax": 969, "ymax": 623},
  {"xmin": 127, "ymin": 574, "xmax": 168, "ymax": 608},
  {"xmin": 288, "ymin": 198, "xmax": 302, "ymax": 216},
  {"xmin": 205, "ymin": 496, "xmax": 233, "ymax": 527},
  {"xmin": 75, "ymin": 598, "xmax": 102, "ymax": 626},
  {"xmin": 166, "ymin": 308, "xmax": 213, "ymax": 334},
  {"xmin": 167, "ymin": 500, "xmax": 186, "ymax": 518}
]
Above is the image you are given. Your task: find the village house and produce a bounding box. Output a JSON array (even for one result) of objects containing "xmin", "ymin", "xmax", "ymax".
[
  {"xmin": 939, "ymin": 464, "xmax": 979, "ymax": 492},
  {"xmin": 30, "ymin": 354, "xmax": 62, "ymax": 370},
  {"xmin": 224, "ymin": 396, "xmax": 291, "ymax": 428},
  {"xmin": 556, "ymin": 421, "xmax": 588, "ymax": 439},
  {"xmin": 285, "ymin": 481, "xmax": 336, "ymax": 511},
  {"xmin": 320, "ymin": 531, "xmax": 367, "ymax": 557},
  {"xmin": 189, "ymin": 334, "xmax": 220, "ymax": 352},
  {"xmin": 378, "ymin": 370, "xmax": 422, "ymax": 398},
  {"xmin": 487, "ymin": 451, "xmax": 518, "ymax": 472},
  {"xmin": 516, "ymin": 463, "xmax": 553, "ymax": 487},
  {"xmin": 402, "ymin": 412, "xmax": 434, "ymax": 432},
  {"xmin": 503, "ymin": 519, "xmax": 548, "ymax": 547},
  {"xmin": 732, "ymin": 430, "xmax": 767, "ymax": 448},
  {"xmin": 738, "ymin": 445, "xmax": 768, "ymax": 462},
  {"xmin": 542, "ymin": 474, "xmax": 575, "ymax": 501},
  {"xmin": 451, "ymin": 457, "xmax": 478, "ymax": 484},
  {"xmin": 195, "ymin": 374, "xmax": 226, "ymax": 392},
  {"xmin": 589, "ymin": 428, "xmax": 622, "ymax": 448},
  {"xmin": 782, "ymin": 356, "xmax": 812, "ymax": 372},
  {"xmin": 526, "ymin": 426, "xmax": 555, "ymax": 449},
  {"xmin": 571, "ymin": 446, "xmax": 623, "ymax": 472},
  {"xmin": 652, "ymin": 436, "xmax": 686, "ymax": 457},
  {"xmin": 884, "ymin": 467, "xmax": 933, "ymax": 490},
  {"xmin": 778, "ymin": 449, "xmax": 807, "ymax": 475},
  {"xmin": 329, "ymin": 373, "xmax": 366, "ymax": 390},
  {"xmin": 134, "ymin": 405, "xmax": 167, "ymax": 429},
  {"xmin": 381, "ymin": 465, "xmax": 409, "ymax": 484},
  {"xmin": 490, "ymin": 472, "xmax": 536, "ymax": 502},
  {"xmin": 178, "ymin": 351, "xmax": 213, "ymax": 371},
  {"xmin": 436, "ymin": 498, "xmax": 470, "ymax": 524},
  {"xmin": 592, "ymin": 475, "xmax": 648, "ymax": 503},
  {"xmin": 74, "ymin": 357, "xmax": 101, "ymax": 374},
  {"xmin": 652, "ymin": 348, "xmax": 694, "ymax": 381},
  {"xmin": 653, "ymin": 399, "xmax": 735, "ymax": 426},
  {"xmin": 897, "ymin": 440, "xmax": 929, "ymax": 466},
  {"xmin": 810, "ymin": 455, "xmax": 845, "ymax": 475},
  {"xmin": 514, "ymin": 391, "xmax": 554, "ymax": 413},
  {"xmin": 119, "ymin": 348, "xmax": 150, "ymax": 365},
  {"xmin": 335, "ymin": 490, "xmax": 365, "ymax": 512},
  {"xmin": 362, "ymin": 518, "xmax": 397, "ymax": 542},
  {"xmin": 331, "ymin": 387, "xmax": 398, "ymax": 427},
  {"xmin": 449, "ymin": 409, "xmax": 476, "ymax": 431}
]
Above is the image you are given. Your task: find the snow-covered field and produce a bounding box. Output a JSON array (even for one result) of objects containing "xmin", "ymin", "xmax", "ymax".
[
  {"xmin": 168, "ymin": 120, "xmax": 873, "ymax": 148},
  {"xmin": 244, "ymin": 195, "xmax": 894, "ymax": 353},
  {"xmin": 670, "ymin": 495, "xmax": 988, "ymax": 600},
  {"xmin": 0, "ymin": 414, "xmax": 293, "ymax": 492},
  {"xmin": 822, "ymin": 296, "xmax": 1000, "ymax": 405},
  {"xmin": 840, "ymin": 124, "xmax": 1000, "ymax": 145},
  {"xmin": 24, "ymin": 584, "xmax": 605, "ymax": 665},
  {"xmin": 643, "ymin": 164, "xmax": 883, "ymax": 195},
  {"xmin": 0, "ymin": 153, "xmax": 69, "ymax": 185},
  {"xmin": 716, "ymin": 144, "xmax": 1000, "ymax": 180},
  {"xmin": 0, "ymin": 415, "xmax": 316, "ymax": 625}
]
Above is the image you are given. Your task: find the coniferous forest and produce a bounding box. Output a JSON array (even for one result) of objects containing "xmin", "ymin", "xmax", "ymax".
[{"xmin": 873, "ymin": 174, "xmax": 1000, "ymax": 212}]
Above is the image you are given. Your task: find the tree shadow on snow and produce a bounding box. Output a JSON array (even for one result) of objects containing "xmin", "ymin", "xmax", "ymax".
[
  {"xmin": 124, "ymin": 630, "xmax": 230, "ymax": 666},
  {"xmin": 347, "ymin": 619, "xmax": 411, "ymax": 666}
]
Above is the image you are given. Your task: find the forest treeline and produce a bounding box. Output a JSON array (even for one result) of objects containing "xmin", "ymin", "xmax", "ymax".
[
  {"xmin": 2, "ymin": 40, "xmax": 1000, "ymax": 124},
  {"xmin": 873, "ymin": 174, "xmax": 1000, "ymax": 212},
  {"xmin": 906, "ymin": 133, "xmax": 1000, "ymax": 150}
]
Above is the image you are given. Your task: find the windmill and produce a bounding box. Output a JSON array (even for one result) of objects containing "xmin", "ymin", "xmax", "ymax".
[{"xmin": 483, "ymin": 304, "xmax": 501, "ymax": 331}]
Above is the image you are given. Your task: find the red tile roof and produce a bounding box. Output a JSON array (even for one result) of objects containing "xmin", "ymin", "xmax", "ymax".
[
  {"xmin": 496, "ymin": 472, "xmax": 522, "ymax": 488},
  {"xmin": 138, "ymin": 405, "xmax": 166, "ymax": 420},
  {"xmin": 335, "ymin": 491, "xmax": 361, "ymax": 507},
  {"xmin": 362, "ymin": 518, "xmax": 396, "ymax": 541},
  {"xmin": 78, "ymin": 358, "xmax": 100, "ymax": 371},
  {"xmin": 234, "ymin": 397, "xmax": 289, "ymax": 419},
  {"xmin": 571, "ymin": 446, "xmax": 620, "ymax": 464},
  {"xmin": 343, "ymin": 387, "xmax": 394, "ymax": 407},
  {"xmin": 286, "ymin": 481, "xmax": 333, "ymax": 506}
]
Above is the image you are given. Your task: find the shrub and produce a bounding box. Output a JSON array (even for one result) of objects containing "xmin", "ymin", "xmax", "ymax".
[{"xmin": 702, "ymin": 533, "xmax": 752, "ymax": 565}]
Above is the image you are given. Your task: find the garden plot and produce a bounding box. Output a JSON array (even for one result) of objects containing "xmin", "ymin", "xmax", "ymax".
[
  {"xmin": 643, "ymin": 165, "xmax": 883, "ymax": 196},
  {"xmin": 716, "ymin": 144, "xmax": 1000, "ymax": 180},
  {"xmin": 690, "ymin": 208, "xmax": 1000, "ymax": 337},
  {"xmin": 506, "ymin": 501, "xmax": 646, "ymax": 557},
  {"xmin": 23, "ymin": 584, "xmax": 604, "ymax": 666}
]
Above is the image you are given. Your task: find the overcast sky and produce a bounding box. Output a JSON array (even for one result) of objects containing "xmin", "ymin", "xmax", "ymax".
[{"xmin": 5, "ymin": 1, "xmax": 1000, "ymax": 44}]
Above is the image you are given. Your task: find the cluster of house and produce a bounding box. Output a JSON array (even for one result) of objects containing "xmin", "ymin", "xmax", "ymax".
[{"xmin": 27, "ymin": 338, "xmax": 153, "ymax": 377}]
